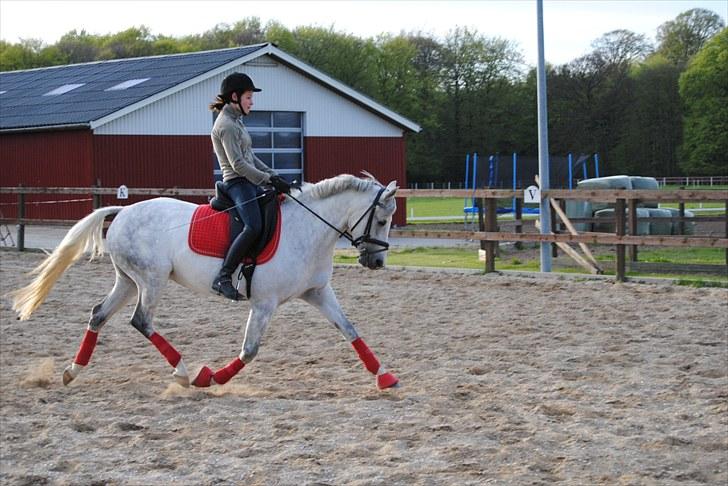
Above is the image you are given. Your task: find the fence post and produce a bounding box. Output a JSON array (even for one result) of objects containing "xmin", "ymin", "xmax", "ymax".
[
  {"xmin": 550, "ymin": 203, "xmax": 558, "ymax": 258},
  {"xmin": 514, "ymin": 197, "xmax": 523, "ymax": 250},
  {"xmin": 615, "ymin": 198, "xmax": 626, "ymax": 282},
  {"xmin": 17, "ymin": 187, "xmax": 25, "ymax": 252},
  {"xmin": 92, "ymin": 181, "xmax": 101, "ymax": 210},
  {"xmin": 628, "ymin": 199, "xmax": 638, "ymax": 262},
  {"xmin": 476, "ymin": 198, "xmax": 485, "ymax": 251},
  {"xmin": 484, "ymin": 197, "xmax": 498, "ymax": 273},
  {"xmin": 678, "ymin": 201, "xmax": 686, "ymax": 235}
]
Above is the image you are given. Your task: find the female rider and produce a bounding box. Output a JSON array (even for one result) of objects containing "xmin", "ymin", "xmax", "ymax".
[{"xmin": 209, "ymin": 72, "xmax": 291, "ymax": 300}]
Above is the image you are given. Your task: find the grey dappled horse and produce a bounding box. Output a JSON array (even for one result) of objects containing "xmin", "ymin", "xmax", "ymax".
[{"xmin": 11, "ymin": 174, "xmax": 400, "ymax": 390}]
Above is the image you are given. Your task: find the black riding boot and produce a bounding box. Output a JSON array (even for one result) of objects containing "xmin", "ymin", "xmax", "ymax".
[{"xmin": 212, "ymin": 230, "xmax": 256, "ymax": 300}]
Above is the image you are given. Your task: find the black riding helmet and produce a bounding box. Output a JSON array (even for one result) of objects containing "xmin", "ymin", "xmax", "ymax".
[
  {"xmin": 219, "ymin": 73, "xmax": 260, "ymax": 116},
  {"xmin": 220, "ymin": 72, "xmax": 261, "ymax": 98}
]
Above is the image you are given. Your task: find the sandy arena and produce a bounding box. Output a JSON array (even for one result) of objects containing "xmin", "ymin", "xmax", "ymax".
[{"xmin": 1, "ymin": 250, "xmax": 726, "ymax": 485}]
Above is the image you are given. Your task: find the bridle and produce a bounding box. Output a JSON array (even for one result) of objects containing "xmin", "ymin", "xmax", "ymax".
[
  {"xmin": 347, "ymin": 186, "xmax": 390, "ymax": 255},
  {"xmin": 286, "ymin": 186, "xmax": 390, "ymax": 256}
]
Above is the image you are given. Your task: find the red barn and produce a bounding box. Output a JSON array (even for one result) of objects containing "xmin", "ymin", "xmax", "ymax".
[{"xmin": 0, "ymin": 43, "xmax": 420, "ymax": 225}]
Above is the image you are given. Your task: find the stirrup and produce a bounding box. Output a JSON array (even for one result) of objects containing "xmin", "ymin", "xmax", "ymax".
[{"xmin": 212, "ymin": 276, "xmax": 243, "ymax": 301}]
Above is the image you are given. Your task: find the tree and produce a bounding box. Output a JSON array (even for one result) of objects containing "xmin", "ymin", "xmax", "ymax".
[
  {"xmin": 1, "ymin": 39, "xmax": 40, "ymax": 70},
  {"xmin": 657, "ymin": 8, "xmax": 725, "ymax": 65},
  {"xmin": 56, "ymin": 30, "xmax": 100, "ymax": 64},
  {"xmin": 99, "ymin": 26, "xmax": 157, "ymax": 59},
  {"xmin": 613, "ymin": 55, "xmax": 683, "ymax": 176},
  {"xmin": 678, "ymin": 28, "xmax": 728, "ymax": 175},
  {"xmin": 547, "ymin": 30, "xmax": 650, "ymax": 174},
  {"xmin": 267, "ymin": 24, "xmax": 378, "ymax": 95},
  {"xmin": 188, "ymin": 18, "xmax": 265, "ymax": 50},
  {"xmin": 401, "ymin": 33, "xmax": 446, "ymax": 181},
  {"xmin": 591, "ymin": 29, "xmax": 652, "ymax": 65},
  {"xmin": 437, "ymin": 27, "xmax": 524, "ymax": 180}
]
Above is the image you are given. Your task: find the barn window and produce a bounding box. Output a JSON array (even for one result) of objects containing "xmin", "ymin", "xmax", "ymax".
[
  {"xmin": 105, "ymin": 78, "xmax": 150, "ymax": 91},
  {"xmin": 212, "ymin": 111, "xmax": 303, "ymax": 184},
  {"xmin": 43, "ymin": 83, "xmax": 85, "ymax": 96}
]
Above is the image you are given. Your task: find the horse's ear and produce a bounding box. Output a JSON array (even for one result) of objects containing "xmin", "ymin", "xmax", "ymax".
[{"xmin": 383, "ymin": 181, "xmax": 398, "ymax": 199}]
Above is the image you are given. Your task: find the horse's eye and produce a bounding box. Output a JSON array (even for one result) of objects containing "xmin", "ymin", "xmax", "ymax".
[{"xmin": 377, "ymin": 220, "xmax": 387, "ymax": 227}]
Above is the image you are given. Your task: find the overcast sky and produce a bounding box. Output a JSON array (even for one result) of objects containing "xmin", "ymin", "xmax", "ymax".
[{"xmin": 1, "ymin": 0, "xmax": 726, "ymax": 66}]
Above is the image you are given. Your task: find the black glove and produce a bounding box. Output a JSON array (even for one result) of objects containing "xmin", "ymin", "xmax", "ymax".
[{"xmin": 269, "ymin": 175, "xmax": 291, "ymax": 194}]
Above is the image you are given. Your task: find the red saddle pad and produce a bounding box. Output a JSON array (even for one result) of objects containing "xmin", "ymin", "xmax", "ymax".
[{"xmin": 187, "ymin": 204, "xmax": 281, "ymax": 264}]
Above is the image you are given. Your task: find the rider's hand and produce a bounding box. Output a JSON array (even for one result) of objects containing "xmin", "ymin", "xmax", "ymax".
[{"xmin": 269, "ymin": 175, "xmax": 291, "ymax": 195}]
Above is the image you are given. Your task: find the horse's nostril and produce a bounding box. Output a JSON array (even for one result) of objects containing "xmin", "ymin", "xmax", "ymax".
[{"xmin": 376, "ymin": 259, "xmax": 383, "ymax": 267}]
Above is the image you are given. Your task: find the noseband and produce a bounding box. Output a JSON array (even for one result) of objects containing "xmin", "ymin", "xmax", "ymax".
[
  {"xmin": 286, "ymin": 186, "xmax": 390, "ymax": 256},
  {"xmin": 347, "ymin": 186, "xmax": 390, "ymax": 255}
]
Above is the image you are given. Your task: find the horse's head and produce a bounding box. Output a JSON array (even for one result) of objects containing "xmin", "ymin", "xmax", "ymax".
[{"xmin": 349, "ymin": 180, "xmax": 398, "ymax": 270}]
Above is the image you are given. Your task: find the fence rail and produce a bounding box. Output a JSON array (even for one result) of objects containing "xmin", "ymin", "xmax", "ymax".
[
  {"xmin": 407, "ymin": 176, "xmax": 728, "ymax": 190},
  {"xmin": 658, "ymin": 176, "xmax": 728, "ymax": 187},
  {"xmin": 1, "ymin": 186, "xmax": 727, "ymax": 280}
]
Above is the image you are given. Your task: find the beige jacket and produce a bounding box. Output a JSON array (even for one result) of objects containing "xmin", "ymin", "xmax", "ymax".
[{"xmin": 212, "ymin": 104, "xmax": 275, "ymax": 184}]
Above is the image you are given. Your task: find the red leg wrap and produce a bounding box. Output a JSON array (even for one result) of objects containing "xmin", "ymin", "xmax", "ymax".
[
  {"xmin": 377, "ymin": 372, "xmax": 399, "ymax": 389},
  {"xmin": 213, "ymin": 357, "xmax": 245, "ymax": 385},
  {"xmin": 149, "ymin": 332, "xmax": 181, "ymax": 368},
  {"xmin": 192, "ymin": 366, "xmax": 214, "ymax": 388},
  {"xmin": 74, "ymin": 329, "xmax": 98, "ymax": 366},
  {"xmin": 351, "ymin": 338, "xmax": 380, "ymax": 375}
]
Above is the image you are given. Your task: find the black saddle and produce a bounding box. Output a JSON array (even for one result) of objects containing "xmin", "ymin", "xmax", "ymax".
[{"xmin": 210, "ymin": 181, "xmax": 280, "ymax": 297}]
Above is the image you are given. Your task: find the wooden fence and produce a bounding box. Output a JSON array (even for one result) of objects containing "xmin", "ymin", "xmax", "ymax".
[{"xmin": 1, "ymin": 186, "xmax": 727, "ymax": 281}]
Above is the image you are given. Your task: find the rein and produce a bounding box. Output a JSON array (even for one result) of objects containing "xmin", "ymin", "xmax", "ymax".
[{"xmin": 286, "ymin": 186, "xmax": 390, "ymax": 254}]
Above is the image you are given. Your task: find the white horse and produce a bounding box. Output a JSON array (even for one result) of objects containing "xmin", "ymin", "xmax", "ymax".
[{"xmin": 10, "ymin": 174, "xmax": 400, "ymax": 390}]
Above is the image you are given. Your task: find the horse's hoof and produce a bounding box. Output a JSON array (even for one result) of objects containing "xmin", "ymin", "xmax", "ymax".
[
  {"xmin": 63, "ymin": 363, "xmax": 82, "ymax": 386},
  {"xmin": 377, "ymin": 372, "xmax": 399, "ymax": 389},
  {"xmin": 62, "ymin": 369, "xmax": 75, "ymax": 386},
  {"xmin": 173, "ymin": 373, "xmax": 190, "ymax": 388},
  {"xmin": 172, "ymin": 361, "xmax": 190, "ymax": 388},
  {"xmin": 191, "ymin": 366, "xmax": 214, "ymax": 388}
]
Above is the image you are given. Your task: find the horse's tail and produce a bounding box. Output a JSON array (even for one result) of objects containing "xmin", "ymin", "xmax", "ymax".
[{"xmin": 10, "ymin": 206, "xmax": 125, "ymax": 321}]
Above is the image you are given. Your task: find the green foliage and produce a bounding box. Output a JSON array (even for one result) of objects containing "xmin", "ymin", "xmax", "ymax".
[
  {"xmin": 612, "ymin": 55, "xmax": 683, "ymax": 176},
  {"xmin": 547, "ymin": 29, "xmax": 652, "ymax": 174},
  {"xmin": 679, "ymin": 28, "xmax": 728, "ymax": 175},
  {"xmin": 657, "ymin": 8, "xmax": 725, "ymax": 65},
  {"xmin": 435, "ymin": 27, "xmax": 526, "ymax": 179},
  {"xmin": 266, "ymin": 23, "xmax": 378, "ymax": 95},
  {"xmin": 0, "ymin": 38, "xmax": 66, "ymax": 70}
]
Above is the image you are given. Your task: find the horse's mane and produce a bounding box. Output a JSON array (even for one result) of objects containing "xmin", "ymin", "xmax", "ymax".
[{"xmin": 296, "ymin": 172, "xmax": 381, "ymax": 200}]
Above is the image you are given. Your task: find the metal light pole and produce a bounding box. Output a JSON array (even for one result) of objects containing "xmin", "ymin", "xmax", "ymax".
[{"xmin": 536, "ymin": 0, "xmax": 552, "ymax": 272}]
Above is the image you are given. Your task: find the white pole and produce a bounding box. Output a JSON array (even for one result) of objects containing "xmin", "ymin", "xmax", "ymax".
[{"xmin": 536, "ymin": 0, "xmax": 552, "ymax": 272}]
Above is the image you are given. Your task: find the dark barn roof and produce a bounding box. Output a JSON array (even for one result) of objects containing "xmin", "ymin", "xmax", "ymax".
[{"xmin": 0, "ymin": 44, "xmax": 267, "ymax": 131}]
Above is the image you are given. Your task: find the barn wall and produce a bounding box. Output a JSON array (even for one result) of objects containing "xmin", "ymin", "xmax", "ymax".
[
  {"xmin": 92, "ymin": 134, "xmax": 213, "ymax": 207},
  {"xmin": 0, "ymin": 130, "xmax": 94, "ymax": 219},
  {"xmin": 304, "ymin": 136, "xmax": 407, "ymax": 226},
  {"xmin": 95, "ymin": 55, "xmax": 404, "ymax": 138}
]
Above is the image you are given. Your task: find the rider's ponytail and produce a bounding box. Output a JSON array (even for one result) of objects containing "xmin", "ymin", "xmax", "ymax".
[{"xmin": 209, "ymin": 94, "xmax": 228, "ymax": 112}]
